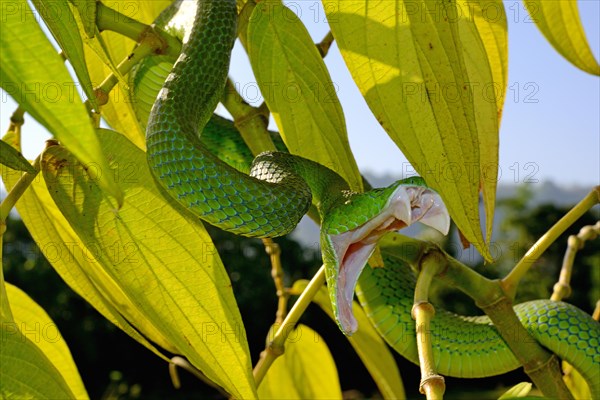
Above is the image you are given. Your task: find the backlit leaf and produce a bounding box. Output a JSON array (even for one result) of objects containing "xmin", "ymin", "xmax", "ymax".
[
  {"xmin": 247, "ymin": 2, "xmax": 362, "ymax": 191},
  {"xmin": 0, "ymin": 139, "xmax": 35, "ymax": 173},
  {"xmin": 0, "ymin": 0, "xmax": 123, "ymax": 205},
  {"xmin": 258, "ymin": 324, "xmax": 342, "ymax": 399},
  {"xmin": 293, "ymin": 280, "xmax": 406, "ymax": 400},
  {"xmin": 523, "ymin": 1, "xmax": 600, "ymax": 75},
  {"xmin": 0, "ymin": 324, "xmax": 75, "ymax": 399},
  {"xmin": 41, "ymin": 129, "xmax": 256, "ymax": 399},
  {"xmin": 325, "ymin": 0, "xmax": 497, "ymax": 259},
  {"xmin": 6, "ymin": 283, "xmax": 89, "ymax": 399}
]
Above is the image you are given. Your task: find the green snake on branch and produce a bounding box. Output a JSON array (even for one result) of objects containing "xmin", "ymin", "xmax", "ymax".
[{"xmin": 142, "ymin": 0, "xmax": 599, "ymax": 396}]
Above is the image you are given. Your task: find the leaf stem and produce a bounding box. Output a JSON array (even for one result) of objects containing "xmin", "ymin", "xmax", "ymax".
[
  {"xmin": 252, "ymin": 265, "xmax": 326, "ymax": 386},
  {"xmin": 502, "ymin": 187, "xmax": 599, "ymax": 299}
]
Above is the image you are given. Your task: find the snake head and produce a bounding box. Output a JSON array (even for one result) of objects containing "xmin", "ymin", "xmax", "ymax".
[{"xmin": 322, "ymin": 179, "xmax": 450, "ymax": 335}]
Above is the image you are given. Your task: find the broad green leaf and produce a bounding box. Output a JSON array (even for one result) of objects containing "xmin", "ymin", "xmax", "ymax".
[
  {"xmin": 326, "ymin": 0, "xmax": 495, "ymax": 259},
  {"xmin": 30, "ymin": 0, "xmax": 97, "ymax": 109},
  {"xmin": 498, "ymin": 382, "xmax": 532, "ymax": 399},
  {"xmin": 258, "ymin": 324, "xmax": 342, "ymax": 399},
  {"xmin": 69, "ymin": 0, "xmax": 96, "ymax": 38},
  {"xmin": 0, "ymin": 0, "xmax": 122, "ymax": 205},
  {"xmin": 523, "ymin": 1, "xmax": 600, "ymax": 75},
  {"xmin": 0, "ymin": 139, "xmax": 35, "ymax": 173},
  {"xmin": 1, "ymin": 140, "xmax": 174, "ymax": 359},
  {"xmin": 82, "ymin": 0, "xmax": 172, "ymax": 149},
  {"xmin": 0, "ymin": 324, "xmax": 75, "ymax": 399},
  {"xmin": 41, "ymin": 129, "xmax": 256, "ymax": 399},
  {"xmin": 6, "ymin": 283, "xmax": 89, "ymax": 399},
  {"xmin": 247, "ymin": 2, "xmax": 362, "ymax": 191},
  {"xmin": 293, "ymin": 280, "xmax": 406, "ymax": 400}
]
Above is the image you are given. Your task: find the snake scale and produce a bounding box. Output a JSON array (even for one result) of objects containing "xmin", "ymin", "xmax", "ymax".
[{"xmin": 143, "ymin": 0, "xmax": 599, "ymax": 396}]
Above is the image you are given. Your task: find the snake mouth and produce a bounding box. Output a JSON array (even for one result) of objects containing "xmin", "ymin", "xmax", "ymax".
[{"xmin": 330, "ymin": 185, "xmax": 450, "ymax": 335}]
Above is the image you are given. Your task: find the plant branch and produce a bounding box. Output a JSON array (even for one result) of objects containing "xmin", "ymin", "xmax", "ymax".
[
  {"xmin": 412, "ymin": 252, "xmax": 445, "ymax": 399},
  {"xmin": 93, "ymin": 40, "xmax": 157, "ymax": 106},
  {"xmin": 0, "ymin": 156, "xmax": 41, "ymax": 223},
  {"xmin": 502, "ymin": 187, "xmax": 600, "ymax": 299},
  {"xmin": 317, "ymin": 31, "xmax": 335, "ymax": 58},
  {"xmin": 252, "ymin": 265, "xmax": 326, "ymax": 386},
  {"xmin": 262, "ymin": 239, "xmax": 288, "ymax": 323},
  {"xmin": 551, "ymin": 221, "xmax": 600, "ymax": 301},
  {"xmin": 222, "ymin": 79, "xmax": 276, "ymax": 155},
  {"xmin": 96, "ymin": 1, "xmax": 181, "ymax": 57}
]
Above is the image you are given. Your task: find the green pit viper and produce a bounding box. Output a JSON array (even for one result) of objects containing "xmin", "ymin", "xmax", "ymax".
[{"xmin": 141, "ymin": 0, "xmax": 599, "ymax": 396}]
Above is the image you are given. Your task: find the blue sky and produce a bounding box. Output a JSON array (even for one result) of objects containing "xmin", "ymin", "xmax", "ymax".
[{"xmin": 2, "ymin": 0, "xmax": 599, "ymax": 187}]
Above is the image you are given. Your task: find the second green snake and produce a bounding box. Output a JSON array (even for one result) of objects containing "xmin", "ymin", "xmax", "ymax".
[{"xmin": 144, "ymin": 0, "xmax": 599, "ymax": 396}]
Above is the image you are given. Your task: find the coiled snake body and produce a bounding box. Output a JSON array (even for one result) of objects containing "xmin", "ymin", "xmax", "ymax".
[{"xmin": 145, "ymin": 0, "xmax": 600, "ymax": 396}]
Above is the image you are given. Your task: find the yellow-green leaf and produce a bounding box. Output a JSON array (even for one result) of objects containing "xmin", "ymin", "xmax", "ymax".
[
  {"xmin": 326, "ymin": 0, "xmax": 495, "ymax": 259},
  {"xmin": 0, "ymin": 0, "xmax": 122, "ymax": 205},
  {"xmin": 523, "ymin": 1, "xmax": 600, "ymax": 75},
  {"xmin": 6, "ymin": 283, "xmax": 89, "ymax": 399},
  {"xmin": 498, "ymin": 382, "xmax": 532, "ymax": 399},
  {"xmin": 456, "ymin": 0, "xmax": 505, "ymax": 244},
  {"xmin": 41, "ymin": 129, "xmax": 256, "ymax": 399},
  {"xmin": 293, "ymin": 280, "xmax": 406, "ymax": 400},
  {"xmin": 30, "ymin": 0, "xmax": 97, "ymax": 109},
  {"xmin": 247, "ymin": 2, "xmax": 362, "ymax": 191},
  {"xmin": 562, "ymin": 360, "xmax": 591, "ymax": 399},
  {"xmin": 1, "ymin": 163, "xmax": 174, "ymax": 359},
  {"xmin": 0, "ymin": 324, "xmax": 75, "ymax": 399},
  {"xmin": 258, "ymin": 324, "xmax": 342, "ymax": 399},
  {"xmin": 0, "ymin": 139, "xmax": 35, "ymax": 173}
]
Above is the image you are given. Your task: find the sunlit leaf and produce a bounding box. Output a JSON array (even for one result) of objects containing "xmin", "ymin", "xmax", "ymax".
[
  {"xmin": 247, "ymin": 2, "xmax": 362, "ymax": 191},
  {"xmin": 6, "ymin": 283, "xmax": 89, "ymax": 399},
  {"xmin": 258, "ymin": 324, "xmax": 342, "ymax": 399},
  {"xmin": 498, "ymin": 382, "xmax": 532, "ymax": 399},
  {"xmin": 562, "ymin": 360, "xmax": 591, "ymax": 399},
  {"xmin": 41, "ymin": 129, "xmax": 257, "ymax": 399},
  {"xmin": 0, "ymin": 325, "xmax": 75, "ymax": 399},
  {"xmin": 0, "ymin": 139, "xmax": 35, "ymax": 173},
  {"xmin": 523, "ymin": 1, "xmax": 600, "ymax": 75},
  {"xmin": 1, "ymin": 133, "xmax": 174, "ymax": 360},
  {"xmin": 325, "ymin": 0, "xmax": 496, "ymax": 259},
  {"xmin": 0, "ymin": 0, "xmax": 123, "ymax": 205},
  {"xmin": 30, "ymin": 0, "xmax": 97, "ymax": 109},
  {"xmin": 293, "ymin": 281, "xmax": 406, "ymax": 399},
  {"xmin": 456, "ymin": 0, "xmax": 505, "ymax": 244}
]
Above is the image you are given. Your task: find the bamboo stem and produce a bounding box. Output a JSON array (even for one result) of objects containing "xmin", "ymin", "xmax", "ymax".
[
  {"xmin": 551, "ymin": 221, "xmax": 600, "ymax": 301},
  {"xmin": 412, "ymin": 252, "xmax": 446, "ymax": 399}
]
